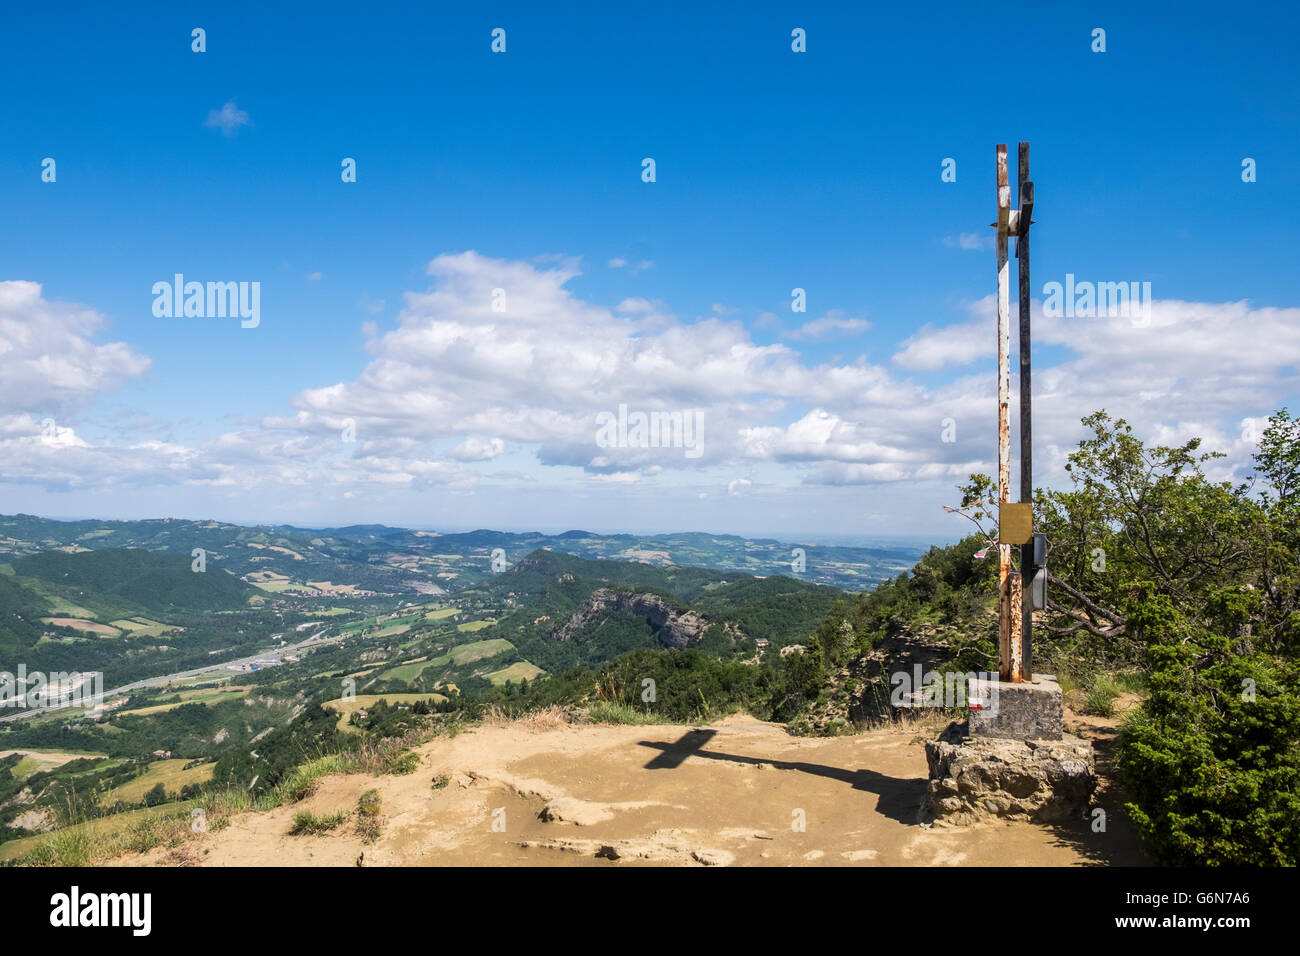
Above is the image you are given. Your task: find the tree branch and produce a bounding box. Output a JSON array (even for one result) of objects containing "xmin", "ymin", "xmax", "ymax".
[{"xmin": 1046, "ymin": 573, "xmax": 1128, "ymax": 630}]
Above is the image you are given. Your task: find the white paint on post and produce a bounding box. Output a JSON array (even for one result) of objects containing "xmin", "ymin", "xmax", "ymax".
[{"xmin": 995, "ymin": 144, "xmax": 1015, "ymax": 681}]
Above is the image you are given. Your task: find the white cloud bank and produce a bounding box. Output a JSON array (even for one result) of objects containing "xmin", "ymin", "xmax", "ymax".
[{"xmin": 3, "ymin": 261, "xmax": 1297, "ymax": 511}]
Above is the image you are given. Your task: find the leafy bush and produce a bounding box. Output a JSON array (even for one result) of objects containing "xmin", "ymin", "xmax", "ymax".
[{"xmin": 1117, "ymin": 626, "xmax": 1300, "ymax": 865}]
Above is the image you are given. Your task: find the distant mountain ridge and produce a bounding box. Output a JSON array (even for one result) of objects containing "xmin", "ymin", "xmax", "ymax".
[{"xmin": 0, "ymin": 514, "xmax": 922, "ymax": 593}]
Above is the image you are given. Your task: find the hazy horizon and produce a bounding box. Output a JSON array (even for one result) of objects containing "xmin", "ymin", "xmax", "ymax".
[{"xmin": 8, "ymin": 508, "xmax": 950, "ymax": 550}]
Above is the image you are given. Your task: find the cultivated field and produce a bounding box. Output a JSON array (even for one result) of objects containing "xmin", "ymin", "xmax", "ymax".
[
  {"xmin": 42, "ymin": 617, "xmax": 119, "ymax": 636},
  {"xmin": 486, "ymin": 662, "xmax": 545, "ymax": 686},
  {"xmin": 106, "ymin": 759, "xmax": 216, "ymax": 804}
]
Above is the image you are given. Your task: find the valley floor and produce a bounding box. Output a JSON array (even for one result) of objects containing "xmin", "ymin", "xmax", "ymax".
[{"xmin": 123, "ymin": 710, "xmax": 1146, "ymax": 867}]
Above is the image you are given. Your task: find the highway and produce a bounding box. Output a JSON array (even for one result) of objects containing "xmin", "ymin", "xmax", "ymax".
[{"xmin": 0, "ymin": 625, "xmax": 343, "ymax": 724}]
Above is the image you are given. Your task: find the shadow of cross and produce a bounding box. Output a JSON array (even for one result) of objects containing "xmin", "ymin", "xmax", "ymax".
[
  {"xmin": 642, "ymin": 728, "xmax": 717, "ymax": 770},
  {"xmin": 637, "ymin": 730, "xmax": 929, "ymax": 826}
]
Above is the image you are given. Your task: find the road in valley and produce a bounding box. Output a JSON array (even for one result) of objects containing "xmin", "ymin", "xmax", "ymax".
[{"xmin": 0, "ymin": 625, "xmax": 347, "ymax": 723}]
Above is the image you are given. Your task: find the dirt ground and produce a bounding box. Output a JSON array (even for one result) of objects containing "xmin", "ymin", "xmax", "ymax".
[{"xmin": 127, "ymin": 709, "xmax": 1147, "ymax": 867}]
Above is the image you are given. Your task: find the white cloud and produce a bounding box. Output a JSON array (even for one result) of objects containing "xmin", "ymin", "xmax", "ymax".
[
  {"xmin": 785, "ymin": 310, "xmax": 870, "ymax": 342},
  {"xmin": 615, "ymin": 297, "xmax": 655, "ymax": 314},
  {"xmin": 892, "ymin": 298, "xmax": 993, "ymax": 370},
  {"xmin": 204, "ymin": 100, "xmax": 251, "ymax": 137},
  {"xmin": 5, "ymin": 256, "xmax": 1297, "ymax": 512},
  {"xmin": 0, "ymin": 281, "xmax": 150, "ymax": 413},
  {"xmin": 590, "ymin": 471, "xmax": 640, "ymax": 484},
  {"xmin": 270, "ymin": 257, "xmax": 1300, "ymax": 492},
  {"xmin": 450, "ymin": 435, "xmax": 506, "ymax": 461},
  {"xmin": 943, "ymin": 233, "xmax": 993, "ymax": 251}
]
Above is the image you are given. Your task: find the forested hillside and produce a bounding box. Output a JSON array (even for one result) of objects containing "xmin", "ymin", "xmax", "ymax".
[
  {"xmin": 464, "ymin": 549, "xmax": 843, "ymax": 673},
  {"xmin": 12, "ymin": 549, "xmax": 253, "ymax": 616}
]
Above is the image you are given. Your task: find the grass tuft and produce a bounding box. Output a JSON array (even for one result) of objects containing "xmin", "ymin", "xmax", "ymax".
[
  {"xmin": 289, "ymin": 809, "xmax": 349, "ymax": 835},
  {"xmin": 583, "ymin": 701, "xmax": 662, "ymax": 725}
]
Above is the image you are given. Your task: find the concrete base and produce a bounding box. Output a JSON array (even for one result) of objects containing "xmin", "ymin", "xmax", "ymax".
[
  {"xmin": 968, "ymin": 673, "xmax": 1064, "ymax": 741},
  {"xmin": 923, "ymin": 720, "xmax": 1096, "ymax": 825}
]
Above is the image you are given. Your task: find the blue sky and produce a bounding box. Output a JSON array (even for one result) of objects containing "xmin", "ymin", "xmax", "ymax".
[{"xmin": 1, "ymin": 1, "xmax": 1297, "ymax": 539}]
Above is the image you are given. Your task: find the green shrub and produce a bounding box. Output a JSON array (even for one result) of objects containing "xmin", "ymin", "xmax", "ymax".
[
  {"xmin": 380, "ymin": 752, "xmax": 419, "ymax": 776},
  {"xmin": 1117, "ymin": 621, "xmax": 1300, "ymax": 865}
]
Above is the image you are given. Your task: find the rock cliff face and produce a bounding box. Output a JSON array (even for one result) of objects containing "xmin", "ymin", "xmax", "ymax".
[{"xmin": 554, "ymin": 588, "xmax": 706, "ymax": 649}]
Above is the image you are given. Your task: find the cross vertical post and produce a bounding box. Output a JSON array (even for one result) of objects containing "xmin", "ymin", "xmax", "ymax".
[
  {"xmin": 993, "ymin": 142, "xmax": 1035, "ymax": 683},
  {"xmin": 1017, "ymin": 142, "xmax": 1035, "ymax": 681},
  {"xmin": 995, "ymin": 144, "xmax": 1015, "ymax": 681}
]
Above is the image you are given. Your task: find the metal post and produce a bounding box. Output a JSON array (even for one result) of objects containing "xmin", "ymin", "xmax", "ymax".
[
  {"xmin": 1017, "ymin": 142, "xmax": 1034, "ymax": 681},
  {"xmin": 1010, "ymin": 571, "xmax": 1024, "ymax": 681},
  {"xmin": 995, "ymin": 145, "xmax": 1015, "ymax": 681}
]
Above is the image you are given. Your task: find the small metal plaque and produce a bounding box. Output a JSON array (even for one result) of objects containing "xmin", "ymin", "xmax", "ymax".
[
  {"xmin": 1031, "ymin": 568, "xmax": 1048, "ymax": 611},
  {"xmin": 998, "ymin": 502, "xmax": 1033, "ymax": 545}
]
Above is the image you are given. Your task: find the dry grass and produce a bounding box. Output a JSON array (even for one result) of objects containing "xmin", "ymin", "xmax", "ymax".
[
  {"xmin": 355, "ymin": 789, "xmax": 383, "ymax": 844},
  {"xmin": 870, "ymin": 706, "xmax": 957, "ymax": 738},
  {"xmin": 479, "ymin": 704, "xmax": 572, "ymax": 732},
  {"xmin": 12, "ymin": 788, "xmax": 261, "ymax": 866}
]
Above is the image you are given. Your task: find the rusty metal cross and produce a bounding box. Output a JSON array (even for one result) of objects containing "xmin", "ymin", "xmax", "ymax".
[{"xmin": 993, "ymin": 142, "xmax": 1035, "ymax": 683}]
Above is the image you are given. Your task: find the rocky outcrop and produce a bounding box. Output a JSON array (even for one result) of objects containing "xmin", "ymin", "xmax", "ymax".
[
  {"xmin": 922, "ymin": 720, "xmax": 1097, "ymax": 825},
  {"xmin": 786, "ymin": 624, "xmax": 956, "ymax": 735},
  {"xmin": 8, "ymin": 808, "xmax": 55, "ymax": 833},
  {"xmin": 553, "ymin": 589, "xmax": 706, "ymax": 649}
]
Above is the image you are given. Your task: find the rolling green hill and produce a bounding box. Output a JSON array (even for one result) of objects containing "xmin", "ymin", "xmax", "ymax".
[
  {"xmin": 11, "ymin": 549, "xmax": 254, "ymax": 619},
  {"xmin": 469, "ymin": 549, "xmax": 843, "ymax": 673}
]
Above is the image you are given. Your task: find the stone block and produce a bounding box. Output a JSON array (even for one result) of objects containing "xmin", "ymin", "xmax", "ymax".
[{"xmin": 968, "ymin": 672, "xmax": 1064, "ymax": 741}]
